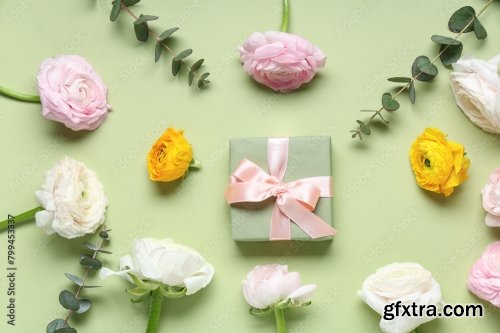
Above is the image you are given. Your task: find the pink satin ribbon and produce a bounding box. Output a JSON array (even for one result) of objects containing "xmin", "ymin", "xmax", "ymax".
[{"xmin": 225, "ymin": 138, "xmax": 337, "ymax": 240}]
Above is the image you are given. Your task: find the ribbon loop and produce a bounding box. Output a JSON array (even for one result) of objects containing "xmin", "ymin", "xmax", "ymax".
[{"xmin": 225, "ymin": 138, "xmax": 336, "ymax": 240}]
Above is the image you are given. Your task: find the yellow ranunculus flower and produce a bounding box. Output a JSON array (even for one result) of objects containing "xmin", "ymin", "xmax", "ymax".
[
  {"xmin": 409, "ymin": 128, "xmax": 469, "ymax": 197},
  {"xmin": 147, "ymin": 128, "xmax": 193, "ymax": 182}
]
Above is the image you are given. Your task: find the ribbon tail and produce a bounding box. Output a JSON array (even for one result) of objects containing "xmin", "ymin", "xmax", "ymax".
[
  {"xmin": 270, "ymin": 204, "xmax": 291, "ymax": 240},
  {"xmin": 278, "ymin": 197, "xmax": 336, "ymax": 239}
]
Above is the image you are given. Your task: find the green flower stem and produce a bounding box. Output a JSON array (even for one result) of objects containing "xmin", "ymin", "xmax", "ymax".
[
  {"xmin": 0, "ymin": 206, "xmax": 43, "ymax": 232},
  {"xmin": 274, "ymin": 307, "xmax": 286, "ymax": 333},
  {"xmin": 0, "ymin": 85, "xmax": 40, "ymax": 103},
  {"xmin": 280, "ymin": 0, "xmax": 290, "ymax": 33},
  {"xmin": 146, "ymin": 288, "xmax": 164, "ymax": 333}
]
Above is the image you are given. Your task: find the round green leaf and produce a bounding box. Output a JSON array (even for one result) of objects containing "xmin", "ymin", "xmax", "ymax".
[
  {"xmin": 439, "ymin": 43, "xmax": 463, "ymax": 66},
  {"xmin": 59, "ymin": 290, "xmax": 79, "ymax": 311},
  {"xmin": 75, "ymin": 299, "xmax": 92, "ymax": 314},
  {"xmin": 79, "ymin": 257, "xmax": 102, "ymax": 270},
  {"xmin": 474, "ymin": 17, "xmax": 487, "ymax": 40},
  {"xmin": 47, "ymin": 319, "xmax": 68, "ymax": 333},
  {"xmin": 448, "ymin": 6, "xmax": 475, "ymax": 33},
  {"xmin": 54, "ymin": 328, "xmax": 77, "ymax": 333},
  {"xmin": 411, "ymin": 56, "xmax": 438, "ymax": 82},
  {"xmin": 431, "ymin": 35, "xmax": 461, "ymax": 46},
  {"xmin": 381, "ymin": 93, "xmax": 400, "ymax": 111}
]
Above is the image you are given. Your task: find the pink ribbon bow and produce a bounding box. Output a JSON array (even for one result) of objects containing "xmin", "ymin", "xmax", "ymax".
[{"xmin": 224, "ymin": 137, "xmax": 337, "ymax": 240}]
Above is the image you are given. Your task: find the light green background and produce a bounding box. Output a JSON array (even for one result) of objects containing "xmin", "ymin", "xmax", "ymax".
[{"xmin": 1, "ymin": 0, "xmax": 500, "ymax": 332}]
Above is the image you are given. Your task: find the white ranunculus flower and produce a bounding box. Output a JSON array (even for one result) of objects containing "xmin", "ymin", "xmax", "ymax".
[
  {"xmin": 450, "ymin": 54, "xmax": 500, "ymax": 133},
  {"xmin": 357, "ymin": 262, "xmax": 442, "ymax": 333},
  {"xmin": 242, "ymin": 264, "xmax": 316, "ymax": 309},
  {"xmin": 100, "ymin": 238, "xmax": 214, "ymax": 295},
  {"xmin": 34, "ymin": 156, "xmax": 108, "ymax": 239}
]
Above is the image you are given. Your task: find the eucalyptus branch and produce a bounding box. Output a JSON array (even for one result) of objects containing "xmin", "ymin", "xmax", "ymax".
[
  {"xmin": 350, "ymin": 0, "xmax": 494, "ymax": 140},
  {"xmin": 109, "ymin": 0, "xmax": 210, "ymax": 89},
  {"xmin": 46, "ymin": 228, "xmax": 112, "ymax": 333}
]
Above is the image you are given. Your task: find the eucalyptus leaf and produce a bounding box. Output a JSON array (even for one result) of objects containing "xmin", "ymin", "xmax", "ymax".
[
  {"xmin": 409, "ymin": 81, "xmax": 416, "ymax": 104},
  {"xmin": 411, "ymin": 56, "xmax": 438, "ymax": 81},
  {"xmin": 122, "ymin": 0, "xmax": 141, "ymax": 6},
  {"xmin": 98, "ymin": 229, "xmax": 110, "ymax": 240},
  {"xmin": 473, "ymin": 17, "xmax": 487, "ymax": 39},
  {"xmin": 439, "ymin": 43, "xmax": 463, "ymax": 66},
  {"xmin": 83, "ymin": 242, "xmax": 98, "ymax": 251},
  {"xmin": 79, "ymin": 257, "xmax": 102, "ymax": 270},
  {"xmin": 191, "ymin": 59, "xmax": 204, "ymax": 72},
  {"xmin": 188, "ymin": 71, "xmax": 194, "ymax": 86},
  {"xmin": 135, "ymin": 14, "xmax": 159, "ymax": 25},
  {"xmin": 59, "ymin": 290, "xmax": 79, "ymax": 311},
  {"xmin": 448, "ymin": 6, "xmax": 475, "ymax": 33},
  {"xmin": 75, "ymin": 299, "xmax": 92, "ymax": 314},
  {"xmin": 431, "ymin": 35, "xmax": 461, "ymax": 46},
  {"xmin": 381, "ymin": 92, "xmax": 400, "ymax": 111},
  {"xmin": 198, "ymin": 72, "xmax": 210, "ymax": 88},
  {"xmin": 356, "ymin": 120, "xmax": 371, "ymax": 135},
  {"xmin": 387, "ymin": 77, "xmax": 411, "ymax": 83},
  {"xmin": 172, "ymin": 59, "xmax": 182, "ymax": 76},
  {"xmin": 110, "ymin": 0, "xmax": 121, "ymax": 22},
  {"xmin": 158, "ymin": 27, "xmax": 179, "ymax": 42},
  {"xmin": 174, "ymin": 49, "xmax": 193, "ymax": 61},
  {"xmin": 54, "ymin": 328, "xmax": 77, "ymax": 333},
  {"xmin": 134, "ymin": 22, "xmax": 149, "ymax": 42},
  {"xmin": 155, "ymin": 43, "xmax": 162, "ymax": 62},
  {"xmin": 47, "ymin": 319, "xmax": 68, "ymax": 333},
  {"xmin": 65, "ymin": 273, "xmax": 83, "ymax": 287}
]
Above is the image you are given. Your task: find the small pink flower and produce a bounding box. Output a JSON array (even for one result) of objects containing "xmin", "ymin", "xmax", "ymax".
[
  {"xmin": 37, "ymin": 55, "xmax": 111, "ymax": 131},
  {"xmin": 238, "ymin": 31, "xmax": 326, "ymax": 93},
  {"xmin": 242, "ymin": 264, "xmax": 316, "ymax": 309},
  {"xmin": 482, "ymin": 168, "xmax": 500, "ymax": 227},
  {"xmin": 468, "ymin": 241, "xmax": 500, "ymax": 306}
]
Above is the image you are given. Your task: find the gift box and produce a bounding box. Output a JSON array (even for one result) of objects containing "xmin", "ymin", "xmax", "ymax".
[{"xmin": 225, "ymin": 136, "xmax": 335, "ymax": 241}]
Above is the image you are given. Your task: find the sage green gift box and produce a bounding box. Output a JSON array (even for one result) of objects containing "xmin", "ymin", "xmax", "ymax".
[{"xmin": 228, "ymin": 136, "xmax": 333, "ymax": 241}]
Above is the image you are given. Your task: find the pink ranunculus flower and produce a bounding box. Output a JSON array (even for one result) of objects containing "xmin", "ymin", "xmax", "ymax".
[
  {"xmin": 242, "ymin": 264, "xmax": 316, "ymax": 309},
  {"xmin": 482, "ymin": 168, "xmax": 500, "ymax": 227},
  {"xmin": 468, "ymin": 241, "xmax": 500, "ymax": 306},
  {"xmin": 237, "ymin": 31, "xmax": 326, "ymax": 93},
  {"xmin": 37, "ymin": 55, "xmax": 111, "ymax": 131}
]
